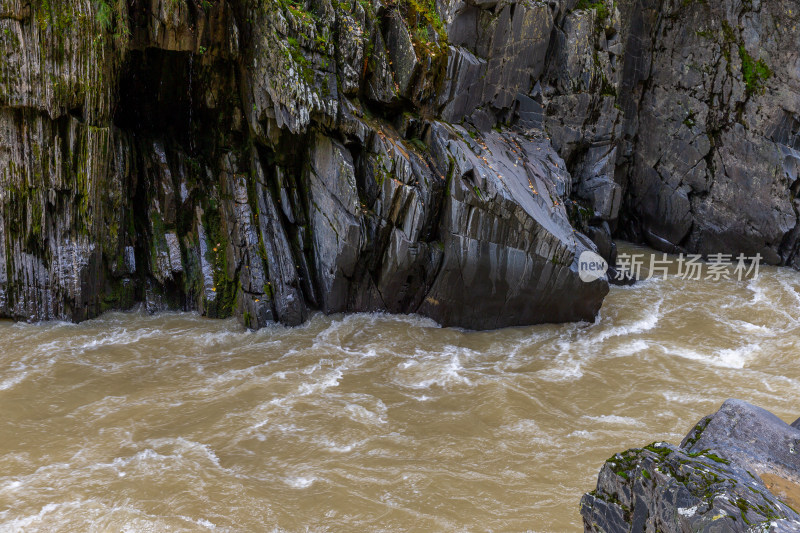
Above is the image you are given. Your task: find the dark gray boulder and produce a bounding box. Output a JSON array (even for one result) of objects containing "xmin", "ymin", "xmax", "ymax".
[
  {"xmin": 417, "ymin": 124, "xmax": 608, "ymax": 328},
  {"xmin": 581, "ymin": 400, "xmax": 800, "ymax": 532}
]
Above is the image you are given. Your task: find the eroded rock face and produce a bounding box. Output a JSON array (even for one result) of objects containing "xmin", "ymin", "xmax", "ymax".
[
  {"xmin": 2, "ymin": 0, "xmax": 799, "ymax": 328},
  {"xmin": 581, "ymin": 400, "xmax": 800, "ymax": 532},
  {"xmin": 619, "ymin": 0, "xmax": 800, "ymax": 264},
  {"xmin": 0, "ymin": 0, "xmax": 610, "ymax": 329}
]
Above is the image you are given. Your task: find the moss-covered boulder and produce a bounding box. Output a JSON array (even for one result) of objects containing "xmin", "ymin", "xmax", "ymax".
[{"xmin": 581, "ymin": 400, "xmax": 800, "ymax": 532}]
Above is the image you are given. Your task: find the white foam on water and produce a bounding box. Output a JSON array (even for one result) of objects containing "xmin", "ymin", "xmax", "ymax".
[
  {"xmin": 29, "ymin": 338, "xmax": 72, "ymax": 355},
  {"xmin": 661, "ymin": 342, "xmax": 760, "ymax": 369},
  {"xmin": 78, "ymin": 327, "xmax": 160, "ymax": 350},
  {"xmin": 2, "ymin": 480, "xmax": 22, "ymax": 491},
  {"xmin": 723, "ymin": 319, "xmax": 773, "ymax": 334},
  {"xmin": 66, "ymin": 395, "xmax": 130, "ymax": 420},
  {"xmin": 197, "ymin": 518, "xmax": 217, "ymax": 529},
  {"xmin": 321, "ymin": 441, "xmax": 356, "ymax": 453},
  {"xmin": 202, "ymin": 361, "xmax": 274, "ymax": 386},
  {"xmin": 254, "ymin": 422, "xmax": 300, "ymax": 436},
  {"xmin": 170, "ymin": 438, "xmax": 223, "ymax": 469},
  {"xmin": 661, "ymin": 391, "xmax": 712, "ymax": 404},
  {"xmin": 500, "ymin": 468, "xmax": 526, "ymax": 480},
  {"xmin": 777, "ymin": 277, "xmax": 800, "ymax": 308},
  {"xmin": 0, "ymin": 494, "xmax": 227, "ymax": 533},
  {"xmin": 393, "ymin": 349, "xmax": 472, "ymax": 389},
  {"xmin": 345, "ymin": 402, "xmax": 387, "ymax": 425},
  {"xmin": 403, "ymin": 393, "xmax": 432, "ymax": 402},
  {"xmin": 297, "ymin": 368, "xmax": 343, "ymax": 396},
  {"xmin": 308, "ymin": 312, "xmax": 443, "ymax": 365},
  {"xmin": 315, "ymin": 437, "xmax": 369, "ymax": 453},
  {"xmin": 188, "ymin": 329, "xmax": 245, "ymax": 348},
  {"xmin": 611, "ymin": 339, "xmax": 651, "ymax": 357},
  {"xmin": 0, "ymin": 500, "xmax": 85, "ymax": 532},
  {"xmin": 536, "ymin": 360, "xmax": 583, "ymax": 382},
  {"xmin": 284, "ymin": 476, "xmax": 315, "ymax": 489},
  {"xmin": 662, "ymin": 346, "xmax": 721, "ymax": 366},
  {"xmin": 103, "ymin": 437, "xmax": 225, "ymax": 479},
  {"xmin": 499, "ymin": 331, "xmax": 555, "ymax": 360},
  {"xmin": 715, "ymin": 343, "xmax": 761, "ymax": 368},
  {"xmin": 337, "ymin": 311, "xmax": 441, "ymax": 330},
  {"xmin": 163, "ymin": 514, "xmax": 221, "ymax": 531},
  {"xmin": 747, "ymin": 277, "xmax": 769, "ymax": 305},
  {"xmin": 251, "ymin": 417, "xmax": 271, "ymax": 430},
  {"xmin": 591, "ymin": 299, "xmax": 663, "ymax": 344},
  {"xmin": 500, "ymin": 419, "xmax": 540, "ymax": 435},
  {"xmin": 0, "ymin": 370, "xmax": 27, "ymax": 391},
  {"xmin": 10, "ymin": 319, "xmax": 77, "ymax": 331},
  {"xmin": 110, "ymin": 448, "xmax": 168, "ymax": 469},
  {"xmin": 584, "ymin": 415, "xmax": 639, "ymax": 426},
  {"xmin": 529, "ymin": 296, "xmax": 663, "ymax": 375}
]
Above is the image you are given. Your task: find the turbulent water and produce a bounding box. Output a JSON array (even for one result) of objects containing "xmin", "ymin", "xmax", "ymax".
[{"xmin": 1, "ymin": 244, "xmax": 799, "ymax": 532}]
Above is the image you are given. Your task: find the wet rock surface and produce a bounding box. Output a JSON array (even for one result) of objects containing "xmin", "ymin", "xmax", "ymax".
[
  {"xmin": 0, "ymin": 0, "xmax": 798, "ymax": 329},
  {"xmin": 618, "ymin": 0, "xmax": 800, "ymax": 266},
  {"xmin": 581, "ymin": 400, "xmax": 800, "ymax": 532},
  {"xmin": 0, "ymin": 0, "xmax": 610, "ymax": 328}
]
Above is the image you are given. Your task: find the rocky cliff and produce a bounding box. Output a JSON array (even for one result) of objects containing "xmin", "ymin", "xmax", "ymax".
[
  {"xmin": 0, "ymin": 0, "xmax": 798, "ymax": 329},
  {"xmin": 581, "ymin": 400, "xmax": 800, "ymax": 532}
]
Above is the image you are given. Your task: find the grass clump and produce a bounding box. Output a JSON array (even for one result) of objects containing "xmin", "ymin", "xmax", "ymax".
[
  {"xmin": 739, "ymin": 45, "xmax": 772, "ymax": 95},
  {"xmin": 574, "ymin": 0, "xmax": 612, "ymax": 30}
]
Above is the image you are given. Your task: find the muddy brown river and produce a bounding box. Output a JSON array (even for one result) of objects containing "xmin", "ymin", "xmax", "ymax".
[{"xmin": 1, "ymin": 244, "xmax": 798, "ymax": 531}]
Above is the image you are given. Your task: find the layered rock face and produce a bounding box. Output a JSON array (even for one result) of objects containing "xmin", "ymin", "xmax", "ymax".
[
  {"xmin": 618, "ymin": 0, "xmax": 800, "ymax": 263},
  {"xmin": 0, "ymin": 0, "xmax": 798, "ymax": 329},
  {"xmin": 0, "ymin": 0, "xmax": 612, "ymax": 328},
  {"xmin": 0, "ymin": 0, "xmax": 608, "ymax": 328},
  {"xmin": 582, "ymin": 400, "xmax": 800, "ymax": 532}
]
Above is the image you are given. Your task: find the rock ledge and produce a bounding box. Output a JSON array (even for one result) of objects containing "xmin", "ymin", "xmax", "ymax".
[{"xmin": 581, "ymin": 400, "xmax": 800, "ymax": 532}]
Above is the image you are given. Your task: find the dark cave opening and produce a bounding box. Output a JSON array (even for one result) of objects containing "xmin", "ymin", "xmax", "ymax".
[
  {"xmin": 112, "ymin": 48, "xmax": 214, "ymax": 310},
  {"xmin": 114, "ymin": 46, "xmax": 245, "ymax": 160},
  {"xmin": 114, "ymin": 49, "xmax": 198, "ymax": 152}
]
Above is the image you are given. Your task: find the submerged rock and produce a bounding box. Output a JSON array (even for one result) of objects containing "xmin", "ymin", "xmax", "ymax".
[{"xmin": 581, "ymin": 400, "xmax": 800, "ymax": 532}]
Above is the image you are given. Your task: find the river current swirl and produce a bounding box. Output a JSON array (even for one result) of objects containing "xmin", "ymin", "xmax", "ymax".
[{"xmin": 1, "ymin": 244, "xmax": 799, "ymax": 531}]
